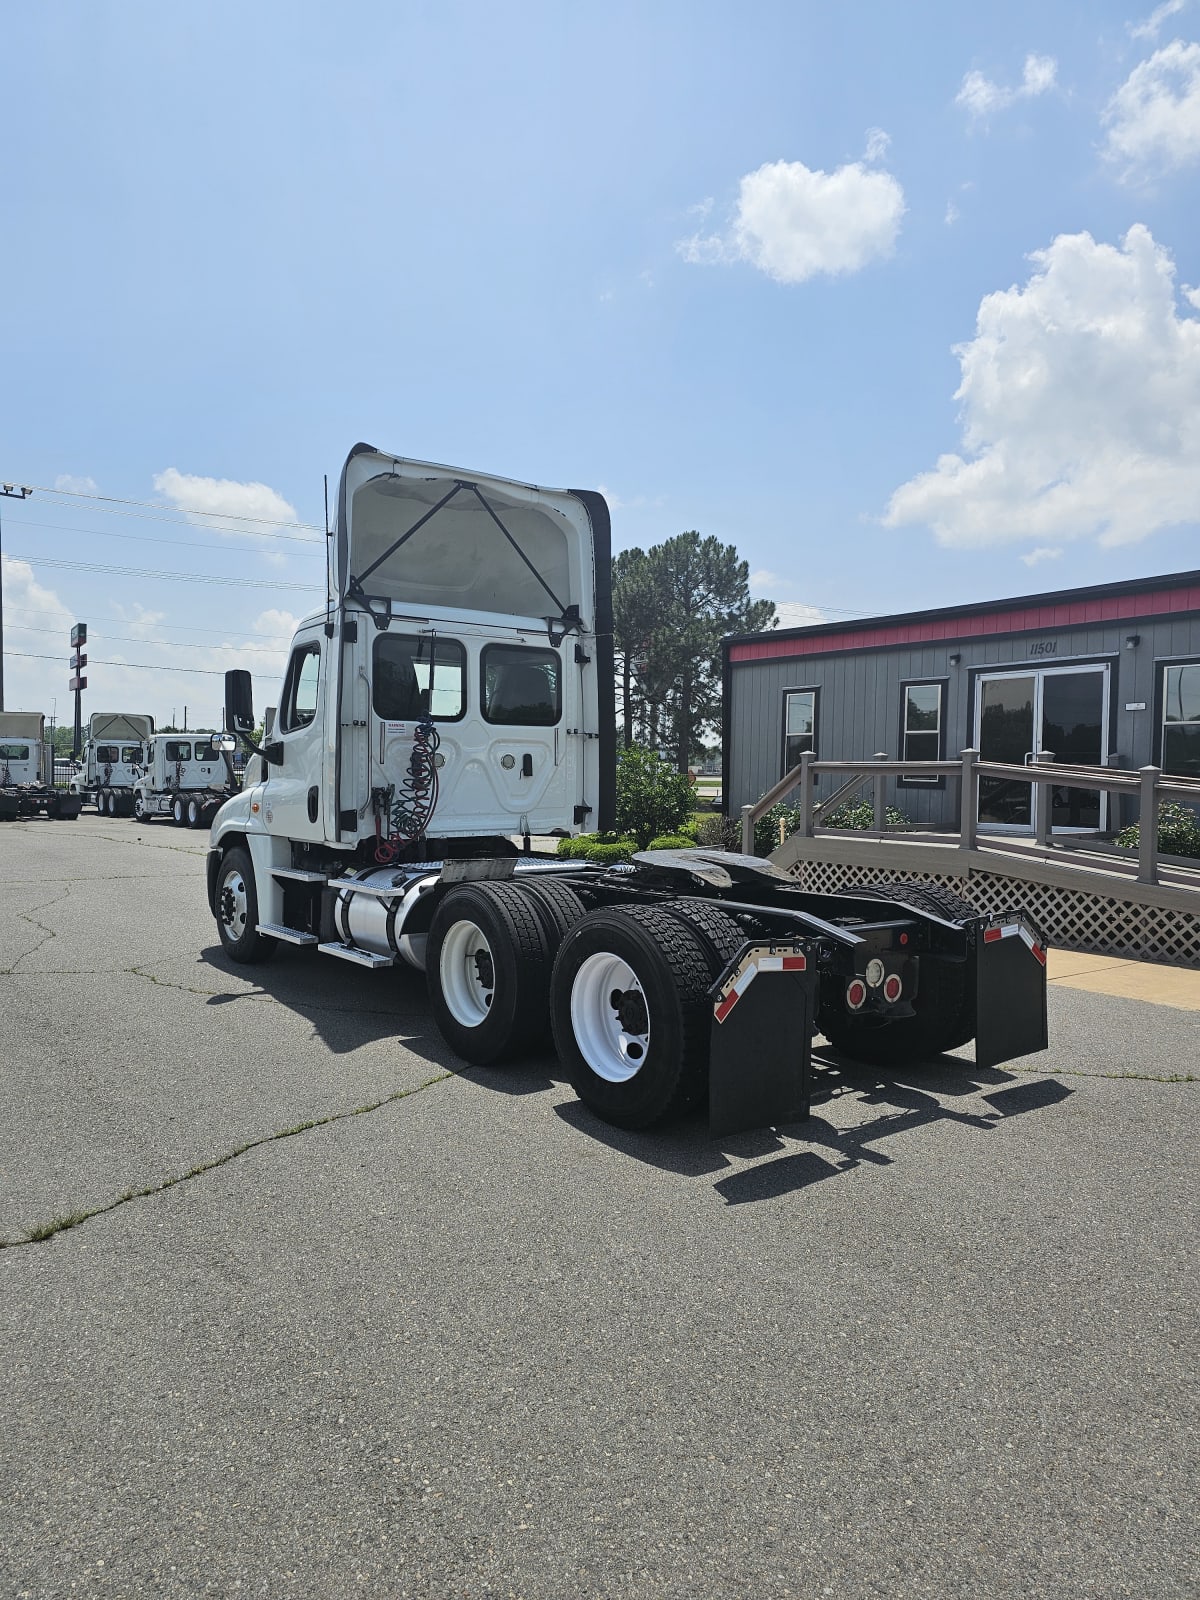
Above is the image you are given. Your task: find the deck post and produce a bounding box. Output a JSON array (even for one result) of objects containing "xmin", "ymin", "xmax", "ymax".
[
  {"xmin": 741, "ymin": 803, "xmax": 754, "ymax": 857},
  {"xmin": 872, "ymin": 752, "xmax": 888, "ymax": 833},
  {"xmin": 959, "ymin": 749, "xmax": 979, "ymax": 852},
  {"xmin": 1137, "ymin": 767, "xmax": 1160, "ymax": 885},
  {"xmin": 798, "ymin": 750, "xmax": 815, "ymax": 838},
  {"xmin": 1034, "ymin": 751, "xmax": 1055, "ymax": 849}
]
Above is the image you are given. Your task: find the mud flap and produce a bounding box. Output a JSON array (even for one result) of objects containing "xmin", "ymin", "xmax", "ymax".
[
  {"xmin": 708, "ymin": 941, "xmax": 817, "ymax": 1137},
  {"xmin": 975, "ymin": 916, "xmax": 1049, "ymax": 1069}
]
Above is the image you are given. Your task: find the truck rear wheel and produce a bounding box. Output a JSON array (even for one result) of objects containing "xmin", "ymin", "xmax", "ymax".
[
  {"xmin": 550, "ymin": 904, "xmax": 721, "ymax": 1130},
  {"xmin": 426, "ymin": 882, "xmax": 553, "ymax": 1066},
  {"xmin": 172, "ymin": 796, "xmax": 185, "ymax": 826},
  {"xmin": 215, "ymin": 846, "xmax": 277, "ymax": 964},
  {"xmin": 187, "ymin": 797, "xmax": 202, "ymax": 829}
]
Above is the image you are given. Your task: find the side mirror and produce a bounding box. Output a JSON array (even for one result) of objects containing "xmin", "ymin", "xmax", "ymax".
[
  {"xmin": 225, "ymin": 670, "xmax": 255, "ymax": 736},
  {"xmin": 211, "ymin": 733, "xmax": 237, "ymax": 753}
]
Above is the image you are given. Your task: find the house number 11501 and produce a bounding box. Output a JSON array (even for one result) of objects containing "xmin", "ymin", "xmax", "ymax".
[{"xmin": 1029, "ymin": 641, "xmax": 1058, "ymax": 657}]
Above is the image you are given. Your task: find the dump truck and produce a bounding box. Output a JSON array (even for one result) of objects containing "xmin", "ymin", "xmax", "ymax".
[
  {"xmin": 0, "ymin": 712, "xmax": 83, "ymax": 822},
  {"xmin": 205, "ymin": 445, "xmax": 1048, "ymax": 1136},
  {"xmin": 70, "ymin": 711, "xmax": 155, "ymax": 816},
  {"xmin": 133, "ymin": 732, "xmax": 236, "ymax": 826}
]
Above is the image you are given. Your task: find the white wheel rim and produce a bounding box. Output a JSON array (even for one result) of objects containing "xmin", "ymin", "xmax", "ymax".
[
  {"xmin": 220, "ymin": 867, "xmax": 248, "ymax": 937},
  {"xmin": 439, "ymin": 919, "xmax": 495, "ymax": 1029},
  {"xmin": 189, "ymin": 801, "xmax": 199, "ymax": 824},
  {"xmin": 570, "ymin": 952, "xmax": 650, "ymax": 1083}
]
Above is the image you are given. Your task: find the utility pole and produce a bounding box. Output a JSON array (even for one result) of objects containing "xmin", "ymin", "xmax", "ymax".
[{"xmin": 0, "ymin": 483, "xmax": 33, "ymax": 712}]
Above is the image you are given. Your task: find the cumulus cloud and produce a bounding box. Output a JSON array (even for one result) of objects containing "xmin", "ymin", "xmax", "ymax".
[
  {"xmin": 153, "ymin": 468, "xmax": 301, "ymax": 537},
  {"xmin": 1021, "ymin": 546, "xmax": 1064, "ymax": 566},
  {"xmin": 1130, "ymin": 1, "xmax": 1188, "ymax": 42},
  {"xmin": 53, "ymin": 474, "xmax": 99, "ymax": 495},
  {"xmin": 884, "ymin": 225, "xmax": 1200, "ymax": 549},
  {"xmin": 1102, "ymin": 39, "xmax": 1200, "ymax": 176},
  {"xmin": 956, "ymin": 53, "xmax": 1057, "ymax": 120},
  {"xmin": 678, "ymin": 148, "xmax": 905, "ymax": 285}
]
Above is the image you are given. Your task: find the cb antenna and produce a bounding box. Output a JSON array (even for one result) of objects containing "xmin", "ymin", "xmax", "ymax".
[{"xmin": 324, "ymin": 473, "xmax": 333, "ymax": 637}]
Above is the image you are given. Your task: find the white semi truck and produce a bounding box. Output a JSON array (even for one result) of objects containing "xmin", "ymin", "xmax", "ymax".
[
  {"xmin": 0, "ymin": 712, "xmax": 83, "ymax": 822},
  {"xmin": 70, "ymin": 711, "xmax": 155, "ymax": 816},
  {"xmin": 133, "ymin": 732, "xmax": 236, "ymax": 826},
  {"xmin": 206, "ymin": 444, "xmax": 1048, "ymax": 1136}
]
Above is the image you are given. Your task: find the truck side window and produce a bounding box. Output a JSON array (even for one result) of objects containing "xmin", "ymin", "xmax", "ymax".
[
  {"xmin": 482, "ymin": 644, "xmax": 561, "ymax": 726},
  {"xmin": 121, "ymin": 746, "xmax": 141, "ymax": 763},
  {"xmin": 280, "ymin": 643, "xmax": 321, "ymax": 733},
  {"xmin": 165, "ymin": 741, "xmax": 191, "ymax": 762},
  {"xmin": 96, "ymin": 745, "xmax": 119, "ymax": 763},
  {"xmin": 0, "ymin": 743, "xmax": 30, "ymax": 761},
  {"xmin": 373, "ymin": 634, "xmax": 465, "ymax": 722}
]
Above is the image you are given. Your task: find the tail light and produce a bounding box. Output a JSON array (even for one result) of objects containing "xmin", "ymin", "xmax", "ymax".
[
  {"xmin": 846, "ymin": 977, "xmax": 867, "ymax": 1011},
  {"xmin": 882, "ymin": 973, "xmax": 903, "ymax": 1003}
]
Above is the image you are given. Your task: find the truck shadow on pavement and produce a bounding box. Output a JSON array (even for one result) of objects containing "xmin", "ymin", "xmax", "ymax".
[{"xmin": 555, "ymin": 1049, "xmax": 1074, "ymax": 1201}]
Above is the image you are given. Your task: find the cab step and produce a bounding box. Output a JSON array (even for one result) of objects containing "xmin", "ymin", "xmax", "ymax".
[
  {"xmin": 271, "ymin": 868, "xmax": 329, "ymax": 883},
  {"xmin": 257, "ymin": 922, "xmax": 318, "ymax": 946},
  {"xmin": 317, "ymin": 940, "xmax": 394, "ymax": 968}
]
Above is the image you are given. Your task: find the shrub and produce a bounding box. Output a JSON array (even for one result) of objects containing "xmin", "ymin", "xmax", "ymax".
[
  {"xmin": 1114, "ymin": 801, "xmax": 1200, "ymax": 860},
  {"xmin": 615, "ymin": 746, "xmax": 694, "ymax": 850},
  {"xmin": 821, "ymin": 799, "xmax": 912, "ymax": 831},
  {"xmin": 647, "ymin": 834, "xmax": 696, "ymax": 851},
  {"xmin": 753, "ymin": 802, "xmax": 806, "ymax": 857},
  {"xmin": 752, "ymin": 796, "xmax": 913, "ymax": 856},
  {"xmin": 555, "ymin": 832, "xmax": 637, "ymax": 864},
  {"xmin": 694, "ymin": 811, "xmax": 741, "ymax": 850}
]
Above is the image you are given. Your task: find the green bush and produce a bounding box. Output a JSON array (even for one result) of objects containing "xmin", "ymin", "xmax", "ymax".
[
  {"xmin": 694, "ymin": 811, "xmax": 740, "ymax": 850},
  {"xmin": 647, "ymin": 834, "xmax": 696, "ymax": 851},
  {"xmin": 615, "ymin": 746, "xmax": 695, "ymax": 850},
  {"xmin": 752, "ymin": 796, "xmax": 913, "ymax": 856},
  {"xmin": 555, "ymin": 832, "xmax": 637, "ymax": 864},
  {"xmin": 1115, "ymin": 802, "xmax": 1200, "ymax": 860}
]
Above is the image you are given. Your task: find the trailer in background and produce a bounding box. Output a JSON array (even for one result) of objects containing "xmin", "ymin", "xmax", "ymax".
[{"xmin": 0, "ymin": 712, "xmax": 83, "ymax": 822}]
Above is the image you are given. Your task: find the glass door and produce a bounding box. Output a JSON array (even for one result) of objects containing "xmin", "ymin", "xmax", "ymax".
[{"xmin": 976, "ymin": 666, "xmax": 1109, "ymax": 835}]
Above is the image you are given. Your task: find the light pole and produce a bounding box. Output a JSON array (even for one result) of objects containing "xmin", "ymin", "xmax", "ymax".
[{"xmin": 0, "ymin": 483, "xmax": 33, "ymax": 713}]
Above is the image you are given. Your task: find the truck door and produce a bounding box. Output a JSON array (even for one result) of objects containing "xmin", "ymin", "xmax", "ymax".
[{"xmin": 262, "ymin": 631, "xmax": 327, "ymax": 843}]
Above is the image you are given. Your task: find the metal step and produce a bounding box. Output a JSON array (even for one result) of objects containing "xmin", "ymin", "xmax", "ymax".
[
  {"xmin": 331, "ymin": 879, "xmax": 404, "ymax": 900},
  {"xmin": 271, "ymin": 868, "xmax": 329, "ymax": 883},
  {"xmin": 317, "ymin": 940, "xmax": 394, "ymax": 968},
  {"xmin": 257, "ymin": 922, "xmax": 318, "ymax": 946}
]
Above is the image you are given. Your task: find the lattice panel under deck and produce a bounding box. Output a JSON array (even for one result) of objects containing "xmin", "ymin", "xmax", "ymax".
[{"xmin": 787, "ymin": 860, "xmax": 1200, "ymax": 969}]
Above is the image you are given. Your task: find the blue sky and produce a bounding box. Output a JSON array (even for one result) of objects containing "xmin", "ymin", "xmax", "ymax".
[{"xmin": 2, "ymin": 0, "xmax": 1198, "ymax": 726}]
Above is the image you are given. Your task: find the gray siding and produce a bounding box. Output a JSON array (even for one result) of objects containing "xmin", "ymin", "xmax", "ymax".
[{"xmin": 728, "ymin": 614, "xmax": 1200, "ymax": 832}]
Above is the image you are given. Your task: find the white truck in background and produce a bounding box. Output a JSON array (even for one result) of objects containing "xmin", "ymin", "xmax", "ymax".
[
  {"xmin": 70, "ymin": 712, "xmax": 155, "ymax": 816},
  {"xmin": 204, "ymin": 444, "xmax": 1048, "ymax": 1138},
  {"xmin": 0, "ymin": 712, "xmax": 83, "ymax": 822},
  {"xmin": 133, "ymin": 732, "xmax": 236, "ymax": 827}
]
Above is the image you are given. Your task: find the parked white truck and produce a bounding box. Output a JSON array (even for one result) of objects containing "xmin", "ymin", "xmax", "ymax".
[
  {"xmin": 206, "ymin": 444, "xmax": 1048, "ymax": 1136},
  {"xmin": 0, "ymin": 712, "xmax": 83, "ymax": 821},
  {"xmin": 134, "ymin": 732, "xmax": 236, "ymax": 826},
  {"xmin": 70, "ymin": 712, "xmax": 155, "ymax": 816}
]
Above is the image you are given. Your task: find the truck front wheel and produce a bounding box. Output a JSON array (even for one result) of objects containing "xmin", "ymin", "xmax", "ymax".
[
  {"xmin": 550, "ymin": 905, "xmax": 719, "ymax": 1130},
  {"xmin": 215, "ymin": 846, "xmax": 277, "ymax": 965},
  {"xmin": 426, "ymin": 882, "xmax": 553, "ymax": 1066}
]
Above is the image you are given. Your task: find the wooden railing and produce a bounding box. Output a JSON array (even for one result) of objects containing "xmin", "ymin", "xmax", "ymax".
[{"xmin": 740, "ymin": 750, "xmax": 1200, "ymax": 888}]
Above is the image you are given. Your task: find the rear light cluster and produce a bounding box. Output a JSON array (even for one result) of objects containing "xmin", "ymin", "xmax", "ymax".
[{"xmin": 845, "ymin": 965, "xmax": 905, "ymax": 1010}]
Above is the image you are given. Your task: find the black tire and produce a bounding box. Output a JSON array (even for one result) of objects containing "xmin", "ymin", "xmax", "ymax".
[
  {"xmin": 187, "ymin": 797, "xmax": 202, "ymax": 829},
  {"xmin": 656, "ymin": 898, "xmax": 747, "ymax": 973},
  {"xmin": 215, "ymin": 846, "xmax": 277, "ymax": 964},
  {"xmin": 426, "ymin": 882, "xmax": 554, "ymax": 1066},
  {"xmin": 133, "ymin": 793, "xmax": 147, "ymax": 822},
  {"xmin": 105, "ymin": 791, "xmax": 117, "ymax": 818},
  {"xmin": 550, "ymin": 903, "xmax": 720, "ymax": 1130},
  {"xmin": 172, "ymin": 796, "xmax": 185, "ymax": 826},
  {"xmin": 843, "ymin": 879, "xmax": 979, "ymax": 924},
  {"xmin": 517, "ymin": 877, "xmax": 587, "ymax": 954}
]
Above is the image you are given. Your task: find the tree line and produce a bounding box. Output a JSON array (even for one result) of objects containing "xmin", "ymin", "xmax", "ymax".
[{"xmin": 612, "ymin": 531, "xmax": 776, "ymax": 770}]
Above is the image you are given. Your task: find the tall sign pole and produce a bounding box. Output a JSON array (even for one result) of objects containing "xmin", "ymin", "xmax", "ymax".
[
  {"xmin": 69, "ymin": 622, "xmax": 88, "ymax": 759},
  {"xmin": 0, "ymin": 483, "xmax": 34, "ymax": 712}
]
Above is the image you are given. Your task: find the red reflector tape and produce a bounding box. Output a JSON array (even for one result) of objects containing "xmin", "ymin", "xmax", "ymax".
[
  {"xmin": 782, "ymin": 954, "xmax": 807, "ymax": 971},
  {"xmin": 714, "ymin": 991, "xmax": 739, "ymax": 1024},
  {"xmin": 983, "ymin": 927, "xmax": 1003, "ymax": 943}
]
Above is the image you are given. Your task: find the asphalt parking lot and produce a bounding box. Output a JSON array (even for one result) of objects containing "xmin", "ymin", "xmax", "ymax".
[{"xmin": 2, "ymin": 815, "xmax": 1197, "ymax": 1599}]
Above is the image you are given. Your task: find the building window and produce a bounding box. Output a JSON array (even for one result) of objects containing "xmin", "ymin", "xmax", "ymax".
[
  {"xmin": 279, "ymin": 642, "xmax": 321, "ymax": 733},
  {"xmin": 1162, "ymin": 661, "xmax": 1200, "ymax": 778},
  {"xmin": 374, "ymin": 634, "xmax": 466, "ymax": 721},
  {"xmin": 782, "ymin": 688, "xmax": 817, "ymax": 773},
  {"xmin": 899, "ymin": 681, "xmax": 946, "ymax": 786}
]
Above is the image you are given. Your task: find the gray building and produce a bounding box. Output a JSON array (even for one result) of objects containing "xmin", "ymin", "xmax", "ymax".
[{"xmin": 722, "ymin": 568, "xmax": 1200, "ymax": 838}]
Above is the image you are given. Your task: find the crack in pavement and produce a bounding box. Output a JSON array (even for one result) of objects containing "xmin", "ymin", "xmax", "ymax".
[
  {"xmin": 126, "ymin": 964, "xmax": 419, "ymax": 1020},
  {"xmin": 0, "ymin": 886, "xmax": 74, "ymax": 974},
  {"xmin": 0, "ymin": 1071, "xmax": 456, "ymax": 1250}
]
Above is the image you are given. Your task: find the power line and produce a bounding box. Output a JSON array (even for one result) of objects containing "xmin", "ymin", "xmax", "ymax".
[
  {"xmin": 29, "ymin": 481, "xmax": 324, "ymax": 532},
  {"xmin": 5, "ymin": 512, "xmax": 324, "ymax": 551},
  {"xmin": 8, "ymin": 649, "xmax": 279, "ymax": 679},
  {"xmin": 8, "ymin": 553, "xmax": 323, "ymax": 592},
  {"xmin": 8, "ymin": 621, "xmax": 288, "ymax": 656}
]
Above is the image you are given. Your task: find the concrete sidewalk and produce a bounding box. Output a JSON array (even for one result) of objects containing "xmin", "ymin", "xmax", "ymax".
[{"xmin": 1048, "ymin": 948, "xmax": 1200, "ymax": 1010}]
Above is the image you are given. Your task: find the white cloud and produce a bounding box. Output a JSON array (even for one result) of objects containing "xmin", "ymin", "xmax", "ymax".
[
  {"xmin": 956, "ymin": 53, "xmax": 1058, "ymax": 120},
  {"xmin": 53, "ymin": 474, "xmax": 99, "ymax": 495},
  {"xmin": 1130, "ymin": 1, "xmax": 1188, "ymax": 42},
  {"xmin": 1102, "ymin": 39, "xmax": 1200, "ymax": 176},
  {"xmin": 945, "ymin": 201, "xmax": 960, "ymax": 226},
  {"xmin": 679, "ymin": 149, "xmax": 905, "ymax": 285},
  {"xmin": 1021, "ymin": 546, "xmax": 1064, "ymax": 566},
  {"xmin": 863, "ymin": 127, "xmax": 891, "ymax": 162},
  {"xmin": 884, "ymin": 225, "xmax": 1200, "ymax": 549},
  {"xmin": 153, "ymin": 468, "xmax": 301, "ymax": 537}
]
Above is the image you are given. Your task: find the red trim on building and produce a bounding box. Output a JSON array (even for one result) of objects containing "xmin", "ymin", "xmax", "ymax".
[{"xmin": 728, "ymin": 582, "xmax": 1200, "ymax": 664}]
